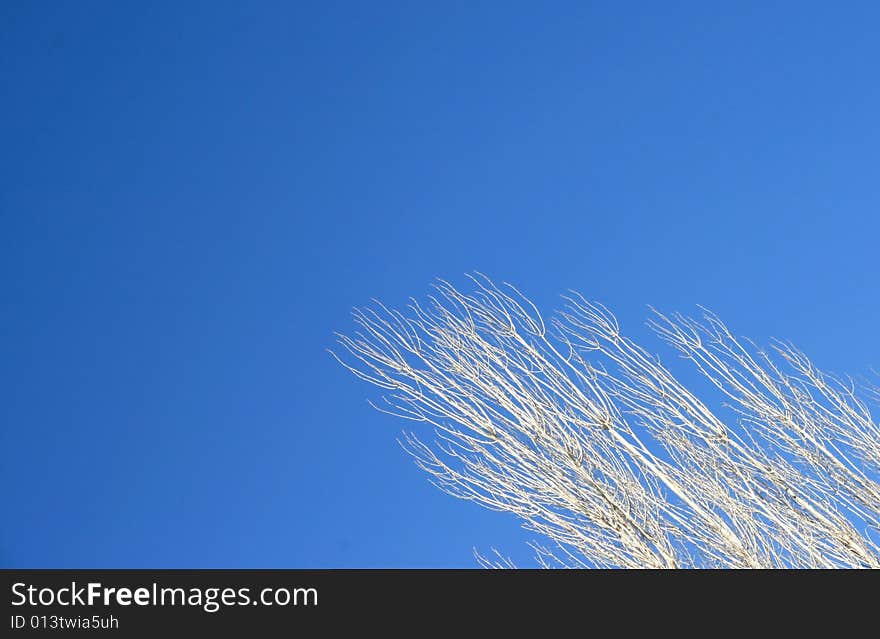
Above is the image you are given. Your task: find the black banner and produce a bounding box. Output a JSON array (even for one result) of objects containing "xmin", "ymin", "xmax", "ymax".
[{"xmin": 1, "ymin": 569, "xmax": 873, "ymax": 635}]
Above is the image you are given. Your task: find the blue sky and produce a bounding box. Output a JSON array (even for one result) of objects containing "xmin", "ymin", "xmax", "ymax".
[{"xmin": 1, "ymin": 2, "xmax": 878, "ymax": 568}]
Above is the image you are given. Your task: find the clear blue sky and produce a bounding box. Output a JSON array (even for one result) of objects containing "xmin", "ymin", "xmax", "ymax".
[{"xmin": 2, "ymin": 2, "xmax": 878, "ymax": 568}]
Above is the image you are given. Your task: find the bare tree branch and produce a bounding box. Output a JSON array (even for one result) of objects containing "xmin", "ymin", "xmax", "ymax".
[{"xmin": 331, "ymin": 276, "xmax": 880, "ymax": 568}]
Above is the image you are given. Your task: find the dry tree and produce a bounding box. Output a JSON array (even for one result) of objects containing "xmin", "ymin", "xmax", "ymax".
[{"xmin": 330, "ymin": 274, "xmax": 880, "ymax": 568}]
